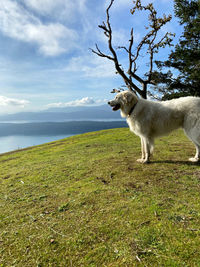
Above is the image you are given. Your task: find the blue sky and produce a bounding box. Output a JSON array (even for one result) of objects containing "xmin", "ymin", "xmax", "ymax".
[{"xmin": 0, "ymin": 0, "xmax": 182, "ymax": 114}]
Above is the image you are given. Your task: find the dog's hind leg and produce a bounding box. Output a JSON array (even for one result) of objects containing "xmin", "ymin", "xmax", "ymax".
[
  {"xmin": 149, "ymin": 138, "xmax": 154, "ymax": 155},
  {"xmin": 184, "ymin": 119, "xmax": 200, "ymax": 162},
  {"xmin": 189, "ymin": 142, "xmax": 200, "ymax": 162}
]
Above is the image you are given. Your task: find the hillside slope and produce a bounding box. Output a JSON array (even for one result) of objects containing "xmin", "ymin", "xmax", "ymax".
[{"xmin": 1, "ymin": 128, "xmax": 200, "ymax": 266}]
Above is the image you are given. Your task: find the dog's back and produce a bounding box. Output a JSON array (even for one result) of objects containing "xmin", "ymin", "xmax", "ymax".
[
  {"xmin": 128, "ymin": 96, "xmax": 200, "ymax": 139},
  {"xmin": 162, "ymin": 96, "xmax": 200, "ymax": 115}
]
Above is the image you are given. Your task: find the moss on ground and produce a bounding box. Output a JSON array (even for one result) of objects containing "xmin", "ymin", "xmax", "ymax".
[{"xmin": 0, "ymin": 128, "xmax": 200, "ymax": 266}]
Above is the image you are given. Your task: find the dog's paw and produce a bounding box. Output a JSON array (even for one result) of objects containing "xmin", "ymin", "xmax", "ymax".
[
  {"xmin": 137, "ymin": 158, "xmax": 150, "ymax": 164},
  {"xmin": 137, "ymin": 158, "xmax": 144, "ymax": 163},
  {"xmin": 189, "ymin": 157, "xmax": 200, "ymax": 163}
]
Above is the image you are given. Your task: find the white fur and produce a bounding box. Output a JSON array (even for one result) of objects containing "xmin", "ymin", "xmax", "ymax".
[{"xmin": 108, "ymin": 91, "xmax": 200, "ymax": 163}]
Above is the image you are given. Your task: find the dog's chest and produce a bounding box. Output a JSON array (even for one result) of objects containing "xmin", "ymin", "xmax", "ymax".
[{"xmin": 126, "ymin": 117, "xmax": 142, "ymax": 135}]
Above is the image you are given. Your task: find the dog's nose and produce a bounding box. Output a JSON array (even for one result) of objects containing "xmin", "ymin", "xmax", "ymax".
[{"xmin": 108, "ymin": 101, "xmax": 110, "ymax": 105}]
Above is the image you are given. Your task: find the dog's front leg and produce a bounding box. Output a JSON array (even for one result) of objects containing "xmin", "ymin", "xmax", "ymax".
[
  {"xmin": 137, "ymin": 137, "xmax": 150, "ymax": 163},
  {"xmin": 143, "ymin": 138, "xmax": 151, "ymax": 163},
  {"xmin": 137, "ymin": 137, "xmax": 145, "ymax": 163}
]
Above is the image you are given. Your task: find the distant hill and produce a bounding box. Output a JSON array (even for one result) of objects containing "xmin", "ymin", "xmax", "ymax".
[{"xmin": 0, "ymin": 105, "xmax": 121, "ymax": 122}]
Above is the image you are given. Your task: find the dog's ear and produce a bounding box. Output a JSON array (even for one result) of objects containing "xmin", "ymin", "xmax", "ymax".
[{"xmin": 123, "ymin": 92, "xmax": 133, "ymax": 103}]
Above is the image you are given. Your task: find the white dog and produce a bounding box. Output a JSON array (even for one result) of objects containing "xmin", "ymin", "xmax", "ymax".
[{"xmin": 108, "ymin": 90, "xmax": 200, "ymax": 163}]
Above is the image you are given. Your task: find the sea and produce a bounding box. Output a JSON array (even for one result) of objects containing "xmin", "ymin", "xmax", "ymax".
[
  {"xmin": 0, "ymin": 119, "xmax": 126, "ymax": 154},
  {"xmin": 0, "ymin": 134, "xmax": 72, "ymax": 154}
]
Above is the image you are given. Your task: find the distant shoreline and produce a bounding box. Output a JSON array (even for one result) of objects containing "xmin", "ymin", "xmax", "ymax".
[
  {"xmin": 0, "ymin": 121, "xmax": 127, "ymax": 136},
  {"xmin": 0, "ymin": 118, "xmax": 124, "ymax": 124}
]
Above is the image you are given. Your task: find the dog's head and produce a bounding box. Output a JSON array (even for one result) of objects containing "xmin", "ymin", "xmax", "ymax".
[{"xmin": 108, "ymin": 90, "xmax": 138, "ymax": 116}]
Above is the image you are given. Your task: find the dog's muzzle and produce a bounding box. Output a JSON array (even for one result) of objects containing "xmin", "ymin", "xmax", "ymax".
[{"xmin": 108, "ymin": 101, "xmax": 120, "ymax": 111}]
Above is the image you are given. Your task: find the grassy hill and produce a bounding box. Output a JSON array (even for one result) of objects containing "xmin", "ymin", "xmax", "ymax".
[{"xmin": 1, "ymin": 128, "xmax": 200, "ymax": 266}]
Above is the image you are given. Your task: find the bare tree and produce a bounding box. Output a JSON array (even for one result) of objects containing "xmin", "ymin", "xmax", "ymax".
[{"xmin": 91, "ymin": 0, "xmax": 174, "ymax": 99}]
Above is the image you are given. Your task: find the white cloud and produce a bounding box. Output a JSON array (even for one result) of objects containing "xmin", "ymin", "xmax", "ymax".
[
  {"xmin": 47, "ymin": 97, "xmax": 107, "ymax": 108},
  {"xmin": 0, "ymin": 0, "xmax": 78, "ymax": 56},
  {"xmin": 25, "ymin": 23, "xmax": 77, "ymax": 56},
  {"xmin": 23, "ymin": 0, "xmax": 63, "ymax": 15},
  {"xmin": 64, "ymin": 54, "xmax": 116, "ymax": 78},
  {"xmin": 22, "ymin": 0, "xmax": 87, "ymax": 23},
  {"xmin": 0, "ymin": 96, "xmax": 30, "ymax": 107}
]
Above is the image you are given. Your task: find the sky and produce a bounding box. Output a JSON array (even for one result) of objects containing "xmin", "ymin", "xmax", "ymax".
[{"xmin": 0, "ymin": 0, "xmax": 182, "ymax": 114}]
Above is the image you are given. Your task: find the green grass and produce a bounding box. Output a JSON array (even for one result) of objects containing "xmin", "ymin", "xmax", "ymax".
[{"xmin": 1, "ymin": 128, "xmax": 200, "ymax": 266}]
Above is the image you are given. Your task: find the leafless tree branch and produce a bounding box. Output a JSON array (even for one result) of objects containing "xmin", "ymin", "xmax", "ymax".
[{"xmin": 91, "ymin": 0, "xmax": 173, "ymax": 99}]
